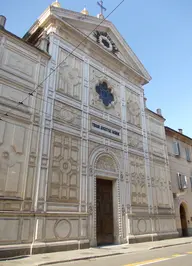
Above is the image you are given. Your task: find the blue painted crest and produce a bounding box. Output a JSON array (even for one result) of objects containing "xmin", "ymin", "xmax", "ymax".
[{"xmin": 96, "ymin": 82, "xmax": 114, "ymax": 107}]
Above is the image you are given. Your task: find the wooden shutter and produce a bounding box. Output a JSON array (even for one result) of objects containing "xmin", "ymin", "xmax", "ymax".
[
  {"xmin": 177, "ymin": 173, "xmax": 182, "ymax": 190},
  {"xmin": 173, "ymin": 142, "xmax": 180, "ymax": 156},
  {"xmin": 185, "ymin": 148, "xmax": 191, "ymax": 162}
]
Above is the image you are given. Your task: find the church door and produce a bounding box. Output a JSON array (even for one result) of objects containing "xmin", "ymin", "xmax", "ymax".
[
  {"xmin": 180, "ymin": 204, "xmax": 188, "ymax": 237},
  {"xmin": 96, "ymin": 178, "xmax": 114, "ymax": 246}
]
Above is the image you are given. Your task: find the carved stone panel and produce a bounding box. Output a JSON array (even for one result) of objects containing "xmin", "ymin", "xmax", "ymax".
[
  {"xmin": 128, "ymin": 131, "xmax": 143, "ymax": 151},
  {"xmin": 0, "ymin": 218, "xmax": 20, "ymax": 243},
  {"xmin": 150, "ymin": 140, "xmax": 165, "ymax": 158},
  {"xmin": 45, "ymin": 218, "xmax": 80, "ymax": 241},
  {"xmin": 159, "ymin": 218, "xmax": 175, "ymax": 233},
  {"xmin": 148, "ymin": 117, "xmax": 164, "ymax": 138},
  {"xmin": 96, "ymin": 155, "xmax": 117, "ymax": 173},
  {"xmin": 151, "ymin": 163, "xmax": 169, "ymax": 208},
  {"xmin": 53, "ymin": 101, "xmax": 82, "ymax": 128},
  {"xmin": 54, "ymin": 219, "xmax": 71, "ymax": 239},
  {"xmin": 89, "ymin": 67, "xmax": 121, "ymax": 118},
  {"xmin": 126, "ymin": 89, "xmax": 141, "ymax": 127},
  {"xmin": 3, "ymin": 49, "xmax": 36, "ymax": 79},
  {"xmin": 48, "ymin": 132, "xmax": 80, "ymax": 202},
  {"xmin": 129, "ymin": 154, "xmax": 147, "ymax": 206},
  {"xmin": 0, "ymin": 120, "xmax": 27, "ymax": 198},
  {"xmin": 129, "ymin": 154, "xmax": 145, "ymax": 181},
  {"xmin": 88, "ymin": 142, "xmax": 100, "ymax": 158},
  {"xmin": 0, "ymin": 84, "xmax": 31, "ymax": 107},
  {"xmin": 57, "ymin": 48, "xmax": 83, "ymax": 101},
  {"xmin": 137, "ymin": 219, "xmax": 147, "ymax": 233},
  {"xmin": 132, "ymin": 218, "xmax": 150, "ymax": 235}
]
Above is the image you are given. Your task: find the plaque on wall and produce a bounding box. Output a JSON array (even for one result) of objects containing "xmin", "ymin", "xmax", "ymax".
[{"xmin": 91, "ymin": 120, "xmax": 121, "ymax": 140}]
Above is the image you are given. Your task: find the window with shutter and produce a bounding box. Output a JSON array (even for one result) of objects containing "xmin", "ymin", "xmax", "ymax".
[
  {"xmin": 173, "ymin": 141, "xmax": 180, "ymax": 156},
  {"xmin": 185, "ymin": 148, "xmax": 191, "ymax": 162},
  {"xmin": 177, "ymin": 173, "xmax": 182, "ymax": 190},
  {"xmin": 181, "ymin": 175, "xmax": 185, "ymax": 190},
  {"xmin": 177, "ymin": 173, "xmax": 188, "ymax": 190},
  {"xmin": 183, "ymin": 176, "xmax": 188, "ymax": 189}
]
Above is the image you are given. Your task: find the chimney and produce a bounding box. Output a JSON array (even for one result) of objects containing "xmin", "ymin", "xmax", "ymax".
[
  {"xmin": 156, "ymin": 108, "xmax": 162, "ymax": 116},
  {"xmin": 178, "ymin": 129, "xmax": 183, "ymax": 134},
  {"xmin": 0, "ymin": 15, "xmax": 6, "ymax": 29}
]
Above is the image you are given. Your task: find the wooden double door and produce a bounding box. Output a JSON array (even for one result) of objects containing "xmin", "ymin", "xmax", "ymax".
[{"xmin": 96, "ymin": 178, "xmax": 114, "ymax": 246}]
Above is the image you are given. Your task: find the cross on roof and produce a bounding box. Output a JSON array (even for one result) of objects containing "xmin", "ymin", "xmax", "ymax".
[{"xmin": 97, "ymin": 1, "xmax": 107, "ymax": 15}]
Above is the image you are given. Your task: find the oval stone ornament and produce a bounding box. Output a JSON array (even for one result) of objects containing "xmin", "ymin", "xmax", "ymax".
[
  {"xmin": 54, "ymin": 219, "xmax": 71, "ymax": 239},
  {"xmin": 138, "ymin": 219, "xmax": 147, "ymax": 233}
]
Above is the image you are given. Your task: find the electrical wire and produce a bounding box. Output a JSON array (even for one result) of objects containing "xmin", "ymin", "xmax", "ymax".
[{"xmin": 0, "ymin": 0, "xmax": 125, "ymax": 121}]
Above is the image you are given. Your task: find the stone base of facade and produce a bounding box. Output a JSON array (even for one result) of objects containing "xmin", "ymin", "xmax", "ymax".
[
  {"xmin": 129, "ymin": 231, "xmax": 179, "ymax": 244},
  {"xmin": 177, "ymin": 228, "xmax": 192, "ymax": 237},
  {"xmin": 0, "ymin": 240, "xmax": 90, "ymax": 259},
  {"xmin": 0, "ymin": 231, "xmax": 180, "ymax": 259}
]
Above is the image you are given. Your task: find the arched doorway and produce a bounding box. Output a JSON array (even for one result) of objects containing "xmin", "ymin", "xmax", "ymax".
[
  {"xmin": 95, "ymin": 154, "xmax": 118, "ymax": 246},
  {"xmin": 88, "ymin": 147, "xmax": 121, "ymax": 247},
  {"xmin": 180, "ymin": 204, "xmax": 188, "ymax": 237}
]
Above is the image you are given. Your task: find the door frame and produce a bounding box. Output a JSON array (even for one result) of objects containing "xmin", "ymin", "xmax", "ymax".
[
  {"xmin": 96, "ymin": 176, "xmax": 119, "ymax": 246},
  {"xmin": 180, "ymin": 203, "xmax": 188, "ymax": 237},
  {"xmin": 88, "ymin": 149, "xmax": 122, "ymax": 247},
  {"xmin": 89, "ymin": 172, "xmax": 121, "ymax": 247}
]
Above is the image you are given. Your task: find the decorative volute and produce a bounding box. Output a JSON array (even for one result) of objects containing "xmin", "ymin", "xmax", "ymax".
[{"xmin": 51, "ymin": 0, "xmax": 61, "ymax": 8}]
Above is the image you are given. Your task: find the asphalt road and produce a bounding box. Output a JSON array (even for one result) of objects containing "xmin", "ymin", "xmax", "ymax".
[{"xmin": 55, "ymin": 243, "xmax": 192, "ymax": 266}]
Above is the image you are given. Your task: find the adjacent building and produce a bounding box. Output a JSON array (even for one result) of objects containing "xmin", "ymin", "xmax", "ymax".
[
  {"xmin": 165, "ymin": 127, "xmax": 192, "ymax": 237},
  {"xmin": 0, "ymin": 1, "xmax": 178, "ymax": 258}
]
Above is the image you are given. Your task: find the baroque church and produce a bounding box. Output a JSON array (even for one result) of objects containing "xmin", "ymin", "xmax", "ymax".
[{"xmin": 0, "ymin": 1, "xmax": 178, "ymax": 257}]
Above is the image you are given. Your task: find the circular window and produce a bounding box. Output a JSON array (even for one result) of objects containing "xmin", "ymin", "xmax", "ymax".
[{"xmin": 99, "ymin": 36, "xmax": 113, "ymax": 52}]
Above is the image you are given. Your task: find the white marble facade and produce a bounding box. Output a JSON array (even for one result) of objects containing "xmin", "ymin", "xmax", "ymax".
[{"xmin": 0, "ymin": 3, "xmax": 178, "ymax": 257}]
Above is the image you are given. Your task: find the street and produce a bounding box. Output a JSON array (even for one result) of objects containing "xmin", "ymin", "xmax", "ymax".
[{"xmin": 55, "ymin": 243, "xmax": 192, "ymax": 266}]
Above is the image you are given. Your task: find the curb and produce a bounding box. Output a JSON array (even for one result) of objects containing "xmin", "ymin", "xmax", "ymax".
[
  {"xmin": 149, "ymin": 241, "xmax": 192, "ymax": 250},
  {"xmin": 38, "ymin": 252, "xmax": 123, "ymax": 266}
]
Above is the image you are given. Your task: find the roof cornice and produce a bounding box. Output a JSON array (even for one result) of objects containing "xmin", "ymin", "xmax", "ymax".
[
  {"xmin": 0, "ymin": 28, "xmax": 50, "ymax": 58},
  {"xmin": 165, "ymin": 126, "xmax": 192, "ymax": 143}
]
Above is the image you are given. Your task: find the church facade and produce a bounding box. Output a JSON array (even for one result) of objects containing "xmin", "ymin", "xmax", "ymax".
[{"xmin": 0, "ymin": 1, "xmax": 178, "ymax": 257}]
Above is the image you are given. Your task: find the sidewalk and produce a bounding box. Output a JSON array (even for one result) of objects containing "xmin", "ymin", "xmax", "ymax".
[{"xmin": 1, "ymin": 237, "xmax": 192, "ymax": 266}]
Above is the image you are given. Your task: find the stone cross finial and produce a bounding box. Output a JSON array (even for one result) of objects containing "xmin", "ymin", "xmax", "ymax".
[{"xmin": 97, "ymin": 1, "xmax": 106, "ymax": 16}]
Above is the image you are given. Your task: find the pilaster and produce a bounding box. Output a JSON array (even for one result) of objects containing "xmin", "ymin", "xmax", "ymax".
[
  {"xmin": 80, "ymin": 56, "xmax": 90, "ymax": 213},
  {"xmin": 140, "ymin": 92, "xmax": 153, "ymax": 214}
]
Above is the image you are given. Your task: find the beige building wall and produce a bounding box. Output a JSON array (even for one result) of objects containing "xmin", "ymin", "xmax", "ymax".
[
  {"xmin": 165, "ymin": 127, "xmax": 192, "ymax": 236},
  {"xmin": 0, "ymin": 26, "xmax": 50, "ymax": 256}
]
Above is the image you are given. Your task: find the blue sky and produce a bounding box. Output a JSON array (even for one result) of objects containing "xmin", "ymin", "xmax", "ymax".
[{"xmin": 1, "ymin": 0, "xmax": 192, "ymax": 137}]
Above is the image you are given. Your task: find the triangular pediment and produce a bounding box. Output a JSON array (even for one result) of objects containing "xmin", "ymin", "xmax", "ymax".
[{"xmin": 24, "ymin": 5, "xmax": 151, "ymax": 84}]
